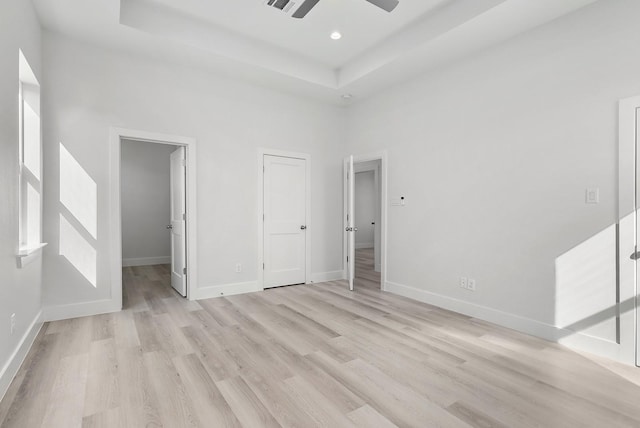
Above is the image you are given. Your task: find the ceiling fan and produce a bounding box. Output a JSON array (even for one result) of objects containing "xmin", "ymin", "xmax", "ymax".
[{"xmin": 264, "ymin": 0, "xmax": 399, "ymax": 19}]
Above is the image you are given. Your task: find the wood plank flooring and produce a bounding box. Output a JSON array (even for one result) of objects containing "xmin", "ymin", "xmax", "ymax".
[
  {"xmin": 2, "ymin": 255, "xmax": 640, "ymax": 427},
  {"xmin": 354, "ymin": 247, "xmax": 381, "ymax": 291}
]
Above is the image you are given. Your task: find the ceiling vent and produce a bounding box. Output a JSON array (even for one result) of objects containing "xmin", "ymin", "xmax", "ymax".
[{"xmin": 263, "ymin": 0, "xmax": 320, "ymax": 19}]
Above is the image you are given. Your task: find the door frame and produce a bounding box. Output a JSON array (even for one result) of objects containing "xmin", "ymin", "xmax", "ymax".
[
  {"xmin": 257, "ymin": 148, "xmax": 311, "ymax": 290},
  {"xmin": 618, "ymin": 95, "xmax": 639, "ymax": 366},
  {"xmin": 109, "ymin": 127, "xmax": 198, "ymax": 304},
  {"xmin": 343, "ymin": 151, "xmax": 388, "ymax": 291}
]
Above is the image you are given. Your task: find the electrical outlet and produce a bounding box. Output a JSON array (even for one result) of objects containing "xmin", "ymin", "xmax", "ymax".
[
  {"xmin": 467, "ymin": 278, "xmax": 476, "ymax": 291},
  {"xmin": 235, "ymin": 263, "xmax": 242, "ymax": 273},
  {"xmin": 10, "ymin": 313, "xmax": 16, "ymax": 335},
  {"xmin": 460, "ymin": 277, "xmax": 467, "ymax": 288}
]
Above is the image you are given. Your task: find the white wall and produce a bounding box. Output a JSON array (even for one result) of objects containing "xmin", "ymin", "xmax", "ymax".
[
  {"xmin": 121, "ymin": 140, "xmax": 174, "ymax": 266},
  {"xmin": 41, "ymin": 32, "xmax": 346, "ymax": 313},
  {"xmin": 354, "ymin": 171, "xmax": 375, "ymax": 248},
  {"xmin": 0, "ymin": 0, "xmax": 43, "ymax": 399},
  {"xmin": 346, "ymin": 0, "xmax": 640, "ymax": 361}
]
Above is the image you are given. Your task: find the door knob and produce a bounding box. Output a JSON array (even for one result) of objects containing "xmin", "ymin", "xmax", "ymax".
[
  {"xmin": 300, "ymin": 225, "xmax": 307, "ymax": 230},
  {"xmin": 354, "ymin": 227, "xmax": 358, "ymax": 232},
  {"xmin": 166, "ymin": 224, "xmax": 173, "ymax": 230},
  {"xmin": 630, "ymin": 251, "xmax": 640, "ymax": 260}
]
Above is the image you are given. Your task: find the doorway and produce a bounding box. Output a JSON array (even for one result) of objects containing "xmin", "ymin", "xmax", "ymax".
[
  {"xmin": 259, "ymin": 149, "xmax": 311, "ymax": 289},
  {"xmin": 344, "ymin": 152, "xmax": 387, "ymax": 292},
  {"xmin": 109, "ymin": 128, "xmax": 198, "ymax": 308},
  {"xmin": 353, "ymin": 161, "xmax": 382, "ymax": 290},
  {"xmin": 617, "ymin": 96, "xmax": 640, "ymax": 366},
  {"xmin": 120, "ymin": 139, "xmax": 187, "ymax": 298}
]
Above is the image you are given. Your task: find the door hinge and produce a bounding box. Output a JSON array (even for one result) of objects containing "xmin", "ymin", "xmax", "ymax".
[
  {"xmin": 347, "ymin": 214, "xmax": 349, "ymax": 221},
  {"xmin": 183, "ymin": 267, "xmax": 187, "ymax": 275},
  {"xmin": 262, "ymin": 263, "xmax": 265, "ymax": 270},
  {"xmin": 183, "ymin": 213, "xmax": 186, "ymax": 220},
  {"xmin": 347, "ymin": 256, "xmax": 349, "ymax": 262}
]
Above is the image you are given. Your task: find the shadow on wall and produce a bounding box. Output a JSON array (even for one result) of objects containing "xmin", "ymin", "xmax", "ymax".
[
  {"xmin": 555, "ymin": 214, "xmax": 631, "ymax": 342},
  {"xmin": 557, "ymin": 297, "xmax": 634, "ymax": 340},
  {"xmin": 58, "ymin": 142, "xmax": 97, "ymax": 287}
]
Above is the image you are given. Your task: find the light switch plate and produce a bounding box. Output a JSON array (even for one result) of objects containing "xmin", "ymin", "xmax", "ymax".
[
  {"xmin": 467, "ymin": 279, "xmax": 476, "ymax": 291},
  {"xmin": 586, "ymin": 188, "xmax": 599, "ymax": 204}
]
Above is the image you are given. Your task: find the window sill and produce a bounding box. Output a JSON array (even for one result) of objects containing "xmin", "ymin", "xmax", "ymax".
[{"xmin": 17, "ymin": 243, "xmax": 47, "ymax": 268}]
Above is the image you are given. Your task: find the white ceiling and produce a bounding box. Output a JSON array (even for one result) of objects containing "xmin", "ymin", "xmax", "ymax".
[
  {"xmin": 137, "ymin": 0, "xmax": 457, "ymax": 68},
  {"xmin": 32, "ymin": 0, "xmax": 599, "ymax": 103}
]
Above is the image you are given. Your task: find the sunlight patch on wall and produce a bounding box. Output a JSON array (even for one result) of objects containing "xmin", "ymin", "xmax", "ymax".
[
  {"xmin": 60, "ymin": 143, "xmax": 97, "ymax": 239},
  {"xmin": 555, "ymin": 224, "xmax": 617, "ymax": 342},
  {"xmin": 59, "ymin": 213, "xmax": 97, "ymax": 287}
]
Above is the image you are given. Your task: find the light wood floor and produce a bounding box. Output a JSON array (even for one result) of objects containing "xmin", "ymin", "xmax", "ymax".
[
  {"xmin": 2, "ymin": 260, "xmax": 640, "ymax": 427},
  {"xmin": 354, "ymin": 247, "xmax": 381, "ymax": 291}
]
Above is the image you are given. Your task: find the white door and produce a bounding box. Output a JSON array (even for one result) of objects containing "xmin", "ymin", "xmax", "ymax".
[
  {"xmin": 636, "ymin": 107, "xmax": 640, "ymax": 367},
  {"xmin": 346, "ymin": 155, "xmax": 355, "ymax": 291},
  {"xmin": 169, "ymin": 146, "xmax": 187, "ymax": 297},
  {"xmin": 263, "ymin": 155, "xmax": 307, "ymax": 288}
]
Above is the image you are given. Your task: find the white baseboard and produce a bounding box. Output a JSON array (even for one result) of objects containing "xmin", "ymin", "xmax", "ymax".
[
  {"xmin": 194, "ymin": 281, "xmax": 261, "ymax": 300},
  {"xmin": 558, "ymin": 330, "xmax": 632, "ymax": 364},
  {"xmin": 122, "ymin": 256, "xmax": 171, "ymax": 267},
  {"xmin": 385, "ymin": 280, "xmax": 639, "ymax": 364},
  {"xmin": 355, "ymin": 243, "xmax": 373, "ymax": 249},
  {"xmin": 0, "ymin": 310, "xmax": 43, "ymax": 402},
  {"xmin": 194, "ymin": 272, "xmax": 346, "ymax": 300},
  {"xmin": 385, "ymin": 281, "xmax": 561, "ymax": 342},
  {"xmin": 44, "ymin": 299, "xmax": 121, "ymax": 322},
  {"xmin": 310, "ymin": 270, "xmax": 345, "ymax": 283}
]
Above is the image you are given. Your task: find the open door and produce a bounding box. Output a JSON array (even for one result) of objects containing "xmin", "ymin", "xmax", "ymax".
[
  {"xmin": 169, "ymin": 146, "xmax": 187, "ymax": 297},
  {"xmin": 346, "ymin": 155, "xmax": 355, "ymax": 291},
  {"xmin": 635, "ymin": 107, "xmax": 640, "ymax": 367}
]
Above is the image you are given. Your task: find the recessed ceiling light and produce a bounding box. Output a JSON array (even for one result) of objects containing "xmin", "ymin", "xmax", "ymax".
[
  {"xmin": 341, "ymin": 94, "xmax": 353, "ymax": 100},
  {"xmin": 330, "ymin": 31, "xmax": 342, "ymax": 40}
]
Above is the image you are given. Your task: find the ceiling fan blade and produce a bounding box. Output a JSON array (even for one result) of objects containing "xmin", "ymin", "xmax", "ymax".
[
  {"xmin": 364, "ymin": 0, "xmax": 399, "ymax": 12},
  {"xmin": 291, "ymin": 0, "xmax": 321, "ymax": 18}
]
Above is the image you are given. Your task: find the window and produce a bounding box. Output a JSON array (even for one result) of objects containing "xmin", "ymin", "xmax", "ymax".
[{"xmin": 17, "ymin": 49, "xmax": 45, "ymax": 266}]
